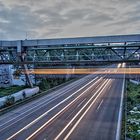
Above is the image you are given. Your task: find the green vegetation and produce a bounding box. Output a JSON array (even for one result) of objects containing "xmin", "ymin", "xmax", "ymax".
[
  {"xmin": 0, "ymin": 77, "xmax": 72, "ymax": 98},
  {"xmin": 126, "ymin": 81, "xmax": 140, "ymax": 140},
  {"xmin": 38, "ymin": 77, "xmax": 71, "ymax": 91},
  {"xmin": 121, "ymin": 106, "xmax": 126, "ymax": 140},
  {"xmin": 0, "ymin": 86, "xmax": 27, "ymax": 97},
  {"xmin": 127, "ymin": 82, "xmax": 140, "ymax": 109}
]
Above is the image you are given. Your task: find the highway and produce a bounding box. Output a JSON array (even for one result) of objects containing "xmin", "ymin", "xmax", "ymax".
[{"xmin": 0, "ymin": 65, "xmax": 125, "ymax": 140}]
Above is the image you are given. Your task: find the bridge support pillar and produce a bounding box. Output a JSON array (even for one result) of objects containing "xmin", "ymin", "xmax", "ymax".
[{"xmin": 17, "ymin": 41, "xmax": 33, "ymax": 88}]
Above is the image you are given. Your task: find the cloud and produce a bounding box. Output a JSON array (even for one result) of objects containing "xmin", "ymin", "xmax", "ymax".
[
  {"xmin": 0, "ymin": 2, "xmax": 44, "ymax": 39},
  {"xmin": 0, "ymin": 0, "xmax": 140, "ymax": 40}
]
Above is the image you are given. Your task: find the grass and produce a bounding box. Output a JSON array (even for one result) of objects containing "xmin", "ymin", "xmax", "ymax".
[
  {"xmin": 0, "ymin": 86, "xmax": 27, "ymax": 97},
  {"xmin": 126, "ymin": 81, "xmax": 140, "ymax": 140}
]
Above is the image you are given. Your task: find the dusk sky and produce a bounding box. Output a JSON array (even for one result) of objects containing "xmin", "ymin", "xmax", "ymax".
[{"xmin": 0, "ymin": 0, "xmax": 140, "ymax": 40}]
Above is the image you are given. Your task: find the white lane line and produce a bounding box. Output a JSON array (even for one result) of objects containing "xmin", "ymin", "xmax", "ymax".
[
  {"xmin": 77, "ymin": 98, "xmax": 87, "ymax": 108},
  {"xmin": 0, "ymin": 76, "xmax": 94, "ymax": 129},
  {"xmin": 115, "ymin": 74, "xmax": 125, "ymax": 140},
  {"xmin": 25, "ymin": 78, "xmax": 103, "ymax": 140},
  {"xmin": 108, "ymin": 85, "xmax": 111, "ymax": 89},
  {"xmin": 55, "ymin": 79, "xmax": 111, "ymax": 140},
  {"xmin": 7, "ymin": 77, "xmax": 100, "ymax": 140},
  {"xmin": 65, "ymin": 110, "xmax": 76, "ymax": 120},
  {"xmin": 96, "ymin": 99, "xmax": 104, "ymax": 110},
  {"xmin": 64, "ymin": 81, "xmax": 111, "ymax": 140}
]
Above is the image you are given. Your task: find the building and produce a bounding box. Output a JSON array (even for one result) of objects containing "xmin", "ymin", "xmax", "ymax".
[{"xmin": 0, "ymin": 65, "xmax": 12, "ymax": 87}]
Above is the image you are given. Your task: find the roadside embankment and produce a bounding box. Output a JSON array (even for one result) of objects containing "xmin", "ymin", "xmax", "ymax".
[{"xmin": 124, "ymin": 81, "xmax": 140, "ymax": 140}]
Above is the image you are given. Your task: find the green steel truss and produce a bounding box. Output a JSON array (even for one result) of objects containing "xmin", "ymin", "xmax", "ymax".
[{"xmin": 0, "ymin": 44, "xmax": 140, "ymax": 65}]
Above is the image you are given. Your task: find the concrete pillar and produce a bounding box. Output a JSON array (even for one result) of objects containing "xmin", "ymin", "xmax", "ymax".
[{"xmin": 17, "ymin": 40, "xmax": 33, "ymax": 88}]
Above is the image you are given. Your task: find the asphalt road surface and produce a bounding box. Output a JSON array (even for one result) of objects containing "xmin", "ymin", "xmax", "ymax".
[{"xmin": 0, "ymin": 65, "xmax": 125, "ymax": 140}]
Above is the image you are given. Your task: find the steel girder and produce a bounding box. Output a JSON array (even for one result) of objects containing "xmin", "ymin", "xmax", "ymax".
[
  {"xmin": 15, "ymin": 45, "xmax": 140, "ymax": 63},
  {"xmin": 0, "ymin": 44, "xmax": 140, "ymax": 65}
]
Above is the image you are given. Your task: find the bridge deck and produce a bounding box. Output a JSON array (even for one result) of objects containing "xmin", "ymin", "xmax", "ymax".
[{"xmin": 0, "ymin": 34, "xmax": 140, "ymax": 47}]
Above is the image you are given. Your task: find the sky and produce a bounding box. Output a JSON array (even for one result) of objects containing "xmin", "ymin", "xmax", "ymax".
[{"xmin": 0, "ymin": 0, "xmax": 140, "ymax": 40}]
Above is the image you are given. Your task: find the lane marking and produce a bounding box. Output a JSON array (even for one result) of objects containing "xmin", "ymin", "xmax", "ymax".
[
  {"xmin": 115, "ymin": 74, "xmax": 125, "ymax": 140},
  {"xmin": 77, "ymin": 98, "xmax": 87, "ymax": 108},
  {"xmin": 7, "ymin": 77, "xmax": 101, "ymax": 140},
  {"xmin": 97, "ymin": 99, "xmax": 104, "ymax": 110},
  {"xmin": 54, "ymin": 79, "xmax": 111, "ymax": 140},
  {"xmin": 64, "ymin": 81, "xmax": 112, "ymax": 140},
  {"xmin": 25, "ymin": 78, "xmax": 104, "ymax": 140},
  {"xmin": 56, "ymin": 79, "xmax": 112, "ymax": 140},
  {"xmin": 65, "ymin": 110, "xmax": 76, "ymax": 120},
  {"xmin": 108, "ymin": 85, "xmax": 112, "ymax": 89}
]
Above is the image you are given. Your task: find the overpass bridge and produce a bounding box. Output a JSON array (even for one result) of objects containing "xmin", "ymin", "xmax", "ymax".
[
  {"xmin": 0, "ymin": 34, "xmax": 140, "ymax": 65},
  {"xmin": 1, "ymin": 35, "xmax": 139, "ymax": 139}
]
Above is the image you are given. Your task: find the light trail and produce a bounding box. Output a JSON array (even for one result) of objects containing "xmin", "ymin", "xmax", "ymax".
[{"xmin": 22, "ymin": 68, "xmax": 140, "ymax": 75}]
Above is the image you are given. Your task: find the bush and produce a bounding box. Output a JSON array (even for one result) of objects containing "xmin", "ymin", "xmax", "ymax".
[
  {"xmin": 136, "ymin": 94, "xmax": 140, "ymax": 99},
  {"xmin": 38, "ymin": 77, "xmax": 69, "ymax": 91}
]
